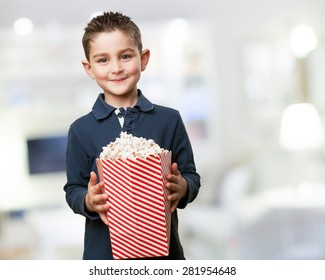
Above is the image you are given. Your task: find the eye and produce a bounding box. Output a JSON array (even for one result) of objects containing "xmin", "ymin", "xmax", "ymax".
[
  {"xmin": 121, "ymin": 54, "xmax": 131, "ymax": 60},
  {"xmin": 98, "ymin": 58, "xmax": 108, "ymax": 63}
]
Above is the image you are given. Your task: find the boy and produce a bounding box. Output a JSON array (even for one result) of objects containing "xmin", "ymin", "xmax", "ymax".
[{"xmin": 64, "ymin": 11, "xmax": 201, "ymax": 260}]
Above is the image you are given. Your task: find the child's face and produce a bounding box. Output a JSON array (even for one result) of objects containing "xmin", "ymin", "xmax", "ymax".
[{"xmin": 82, "ymin": 30, "xmax": 149, "ymax": 105}]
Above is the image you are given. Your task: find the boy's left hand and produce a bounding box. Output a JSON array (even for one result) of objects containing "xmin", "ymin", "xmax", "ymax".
[{"xmin": 166, "ymin": 162, "xmax": 188, "ymax": 212}]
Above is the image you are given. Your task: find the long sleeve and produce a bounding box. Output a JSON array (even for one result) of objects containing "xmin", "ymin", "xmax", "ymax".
[
  {"xmin": 170, "ymin": 113, "xmax": 201, "ymax": 209},
  {"xmin": 64, "ymin": 125, "xmax": 99, "ymax": 220}
]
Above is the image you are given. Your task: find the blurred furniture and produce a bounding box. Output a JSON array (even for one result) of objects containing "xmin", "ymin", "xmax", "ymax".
[{"xmin": 239, "ymin": 184, "xmax": 325, "ymax": 259}]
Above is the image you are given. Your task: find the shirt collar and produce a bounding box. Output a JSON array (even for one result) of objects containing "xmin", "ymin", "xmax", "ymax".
[{"xmin": 92, "ymin": 89, "xmax": 153, "ymax": 120}]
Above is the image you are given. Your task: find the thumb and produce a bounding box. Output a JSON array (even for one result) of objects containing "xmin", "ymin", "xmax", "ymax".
[
  {"xmin": 171, "ymin": 162, "xmax": 180, "ymax": 175},
  {"xmin": 89, "ymin": 171, "xmax": 97, "ymax": 186}
]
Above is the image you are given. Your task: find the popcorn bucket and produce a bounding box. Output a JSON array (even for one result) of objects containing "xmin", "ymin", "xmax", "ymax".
[{"xmin": 96, "ymin": 152, "xmax": 171, "ymax": 259}]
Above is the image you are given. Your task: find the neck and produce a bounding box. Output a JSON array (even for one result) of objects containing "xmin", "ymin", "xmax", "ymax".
[{"xmin": 104, "ymin": 91, "xmax": 138, "ymax": 108}]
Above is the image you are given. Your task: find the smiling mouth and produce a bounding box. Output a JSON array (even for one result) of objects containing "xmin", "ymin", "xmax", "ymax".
[{"xmin": 110, "ymin": 77, "xmax": 128, "ymax": 83}]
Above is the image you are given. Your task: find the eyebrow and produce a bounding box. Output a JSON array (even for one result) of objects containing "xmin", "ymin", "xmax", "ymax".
[{"xmin": 92, "ymin": 48, "xmax": 137, "ymax": 60}]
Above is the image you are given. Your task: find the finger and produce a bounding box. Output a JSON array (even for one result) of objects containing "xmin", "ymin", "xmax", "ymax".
[
  {"xmin": 99, "ymin": 181, "xmax": 106, "ymax": 194},
  {"xmin": 89, "ymin": 171, "xmax": 97, "ymax": 186},
  {"xmin": 91, "ymin": 181, "xmax": 105, "ymax": 196},
  {"xmin": 166, "ymin": 174, "xmax": 178, "ymax": 184},
  {"xmin": 92, "ymin": 193, "xmax": 108, "ymax": 206},
  {"xmin": 167, "ymin": 192, "xmax": 180, "ymax": 202},
  {"xmin": 89, "ymin": 184, "xmax": 99, "ymax": 196},
  {"xmin": 170, "ymin": 162, "xmax": 181, "ymax": 175},
  {"xmin": 96, "ymin": 201, "xmax": 109, "ymax": 211},
  {"xmin": 92, "ymin": 203, "xmax": 109, "ymax": 218},
  {"xmin": 170, "ymin": 199, "xmax": 179, "ymax": 213},
  {"xmin": 99, "ymin": 211, "xmax": 109, "ymax": 226},
  {"xmin": 166, "ymin": 179, "xmax": 181, "ymax": 193}
]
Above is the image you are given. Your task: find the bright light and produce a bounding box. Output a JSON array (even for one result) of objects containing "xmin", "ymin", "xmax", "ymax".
[
  {"xmin": 13, "ymin": 17, "xmax": 34, "ymax": 36},
  {"xmin": 290, "ymin": 25, "xmax": 318, "ymax": 58},
  {"xmin": 161, "ymin": 18, "xmax": 190, "ymax": 55},
  {"xmin": 279, "ymin": 103, "xmax": 324, "ymax": 150},
  {"xmin": 168, "ymin": 18, "xmax": 190, "ymax": 39}
]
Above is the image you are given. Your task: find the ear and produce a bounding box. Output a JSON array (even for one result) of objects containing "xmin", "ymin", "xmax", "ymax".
[
  {"xmin": 140, "ymin": 49, "xmax": 150, "ymax": 71},
  {"xmin": 82, "ymin": 59, "xmax": 96, "ymax": 79}
]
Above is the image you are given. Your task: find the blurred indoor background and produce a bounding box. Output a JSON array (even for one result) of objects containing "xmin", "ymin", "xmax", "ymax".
[{"xmin": 1, "ymin": 0, "xmax": 325, "ymax": 259}]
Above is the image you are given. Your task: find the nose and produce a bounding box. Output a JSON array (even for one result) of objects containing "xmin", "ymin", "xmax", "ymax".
[{"xmin": 110, "ymin": 59, "xmax": 123, "ymax": 73}]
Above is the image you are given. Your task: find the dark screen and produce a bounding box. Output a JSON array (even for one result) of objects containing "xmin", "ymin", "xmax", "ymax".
[{"xmin": 27, "ymin": 135, "xmax": 67, "ymax": 174}]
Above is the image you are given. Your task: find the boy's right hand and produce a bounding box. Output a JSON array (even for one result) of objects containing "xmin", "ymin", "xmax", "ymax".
[{"xmin": 85, "ymin": 171, "xmax": 109, "ymax": 226}]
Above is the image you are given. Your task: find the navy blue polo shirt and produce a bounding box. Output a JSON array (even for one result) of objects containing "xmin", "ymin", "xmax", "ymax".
[{"xmin": 64, "ymin": 90, "xmax": 201, "ymax": 259}]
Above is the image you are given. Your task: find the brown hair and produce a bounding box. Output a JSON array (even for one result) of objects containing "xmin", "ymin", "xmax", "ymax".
[{"xmin": 82, "ymin": 11, "xmax": 143, "ymax": 60}]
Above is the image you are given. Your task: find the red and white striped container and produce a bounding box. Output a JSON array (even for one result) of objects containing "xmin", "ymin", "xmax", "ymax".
[{"xmin": 97, "ymin": 152, "xmax": 171, "ymax": 259}]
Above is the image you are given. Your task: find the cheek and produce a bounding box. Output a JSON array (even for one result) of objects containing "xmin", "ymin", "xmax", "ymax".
[
  {"xmin": 92, "ymin": 68, "xmax": 108, "ymax": 79},
  {"xmin": 127, "ymin": 62, "xmax": 142, "ymax": 75}
]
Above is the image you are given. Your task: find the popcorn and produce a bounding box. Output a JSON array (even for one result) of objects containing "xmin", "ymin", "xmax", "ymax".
[
  {"xmin": 97, "ymin": 132, "xmax": 172, "ymax": 259},
  {"xmin": 99, "ymin": 132, "xmax": 168, "ymax": 161}
]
